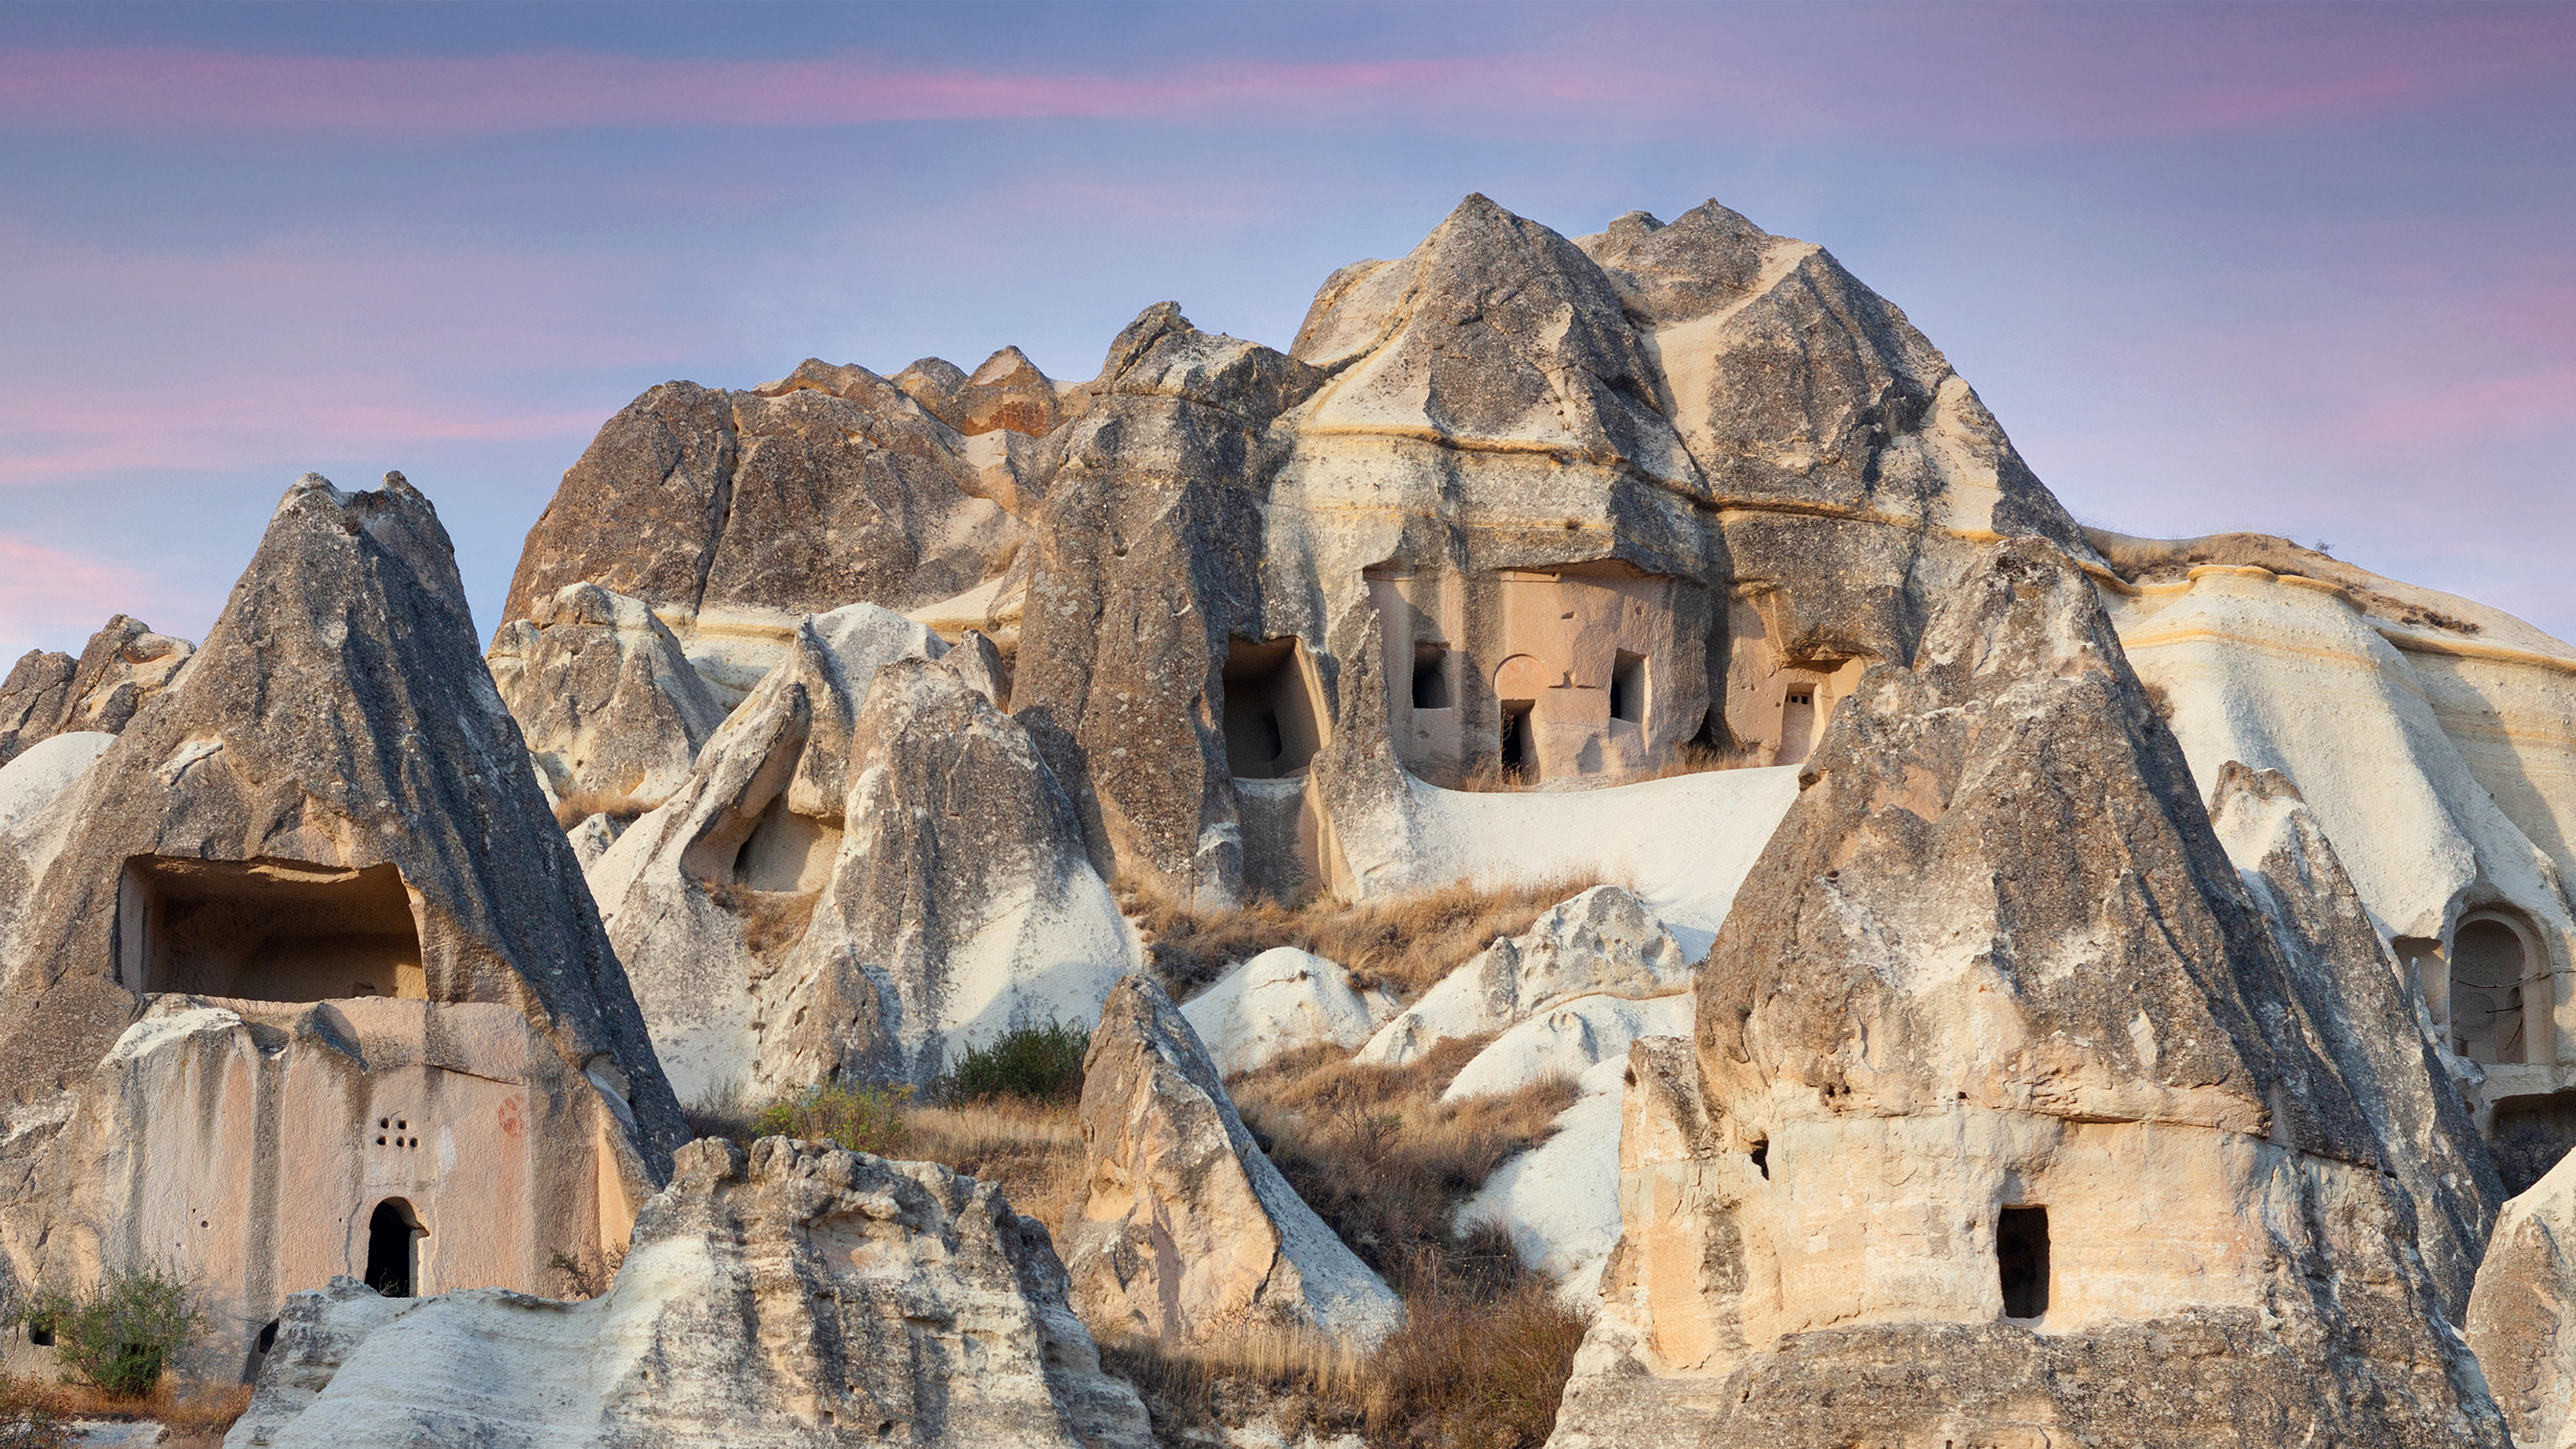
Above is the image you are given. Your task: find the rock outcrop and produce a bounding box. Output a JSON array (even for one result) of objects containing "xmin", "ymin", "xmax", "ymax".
[
  {"xmin": 0, "ymin": 614, "xmax": 194, "ymax": 767},
  {"xmin": 486, "ymin": 580, "xmax": 728, "ymax": 812},
  {"xmin": 502, "ymin": 364, "xmax": 1025, "ymax": 642},
  {"xmin": 2469, "ymin": 1148, "xmax": 2576, "ymax": 1449},
  {"xmin": 1179, "ymin": 947, "xmax": 1393, "ymax": 1077},
  {"xmin": 226, "ymin": 1137, "xmax": 1153, "ymax": 1449},
  {"xmin": 1064, "ymin": 977, "xmax": 1402, "ymax": 1346},
  {"xmin": 0, "ymin": 473, "xmax": 683, "ymax": 1372},
  {"xmin": 895, "ymin": 346, "xmax": 1091, "ymax": 439},
  {"xmin": 1554, "ymin": 538, "xmax": 2505, "ymax": 1448},
  {"xmin": 1012, "ymin": 303, "xmax": 1327, "ymax": 904},
  {"xmin": 590, "ymin": 606, "xmax": 1132, "ymax": 1102},
  {"xmin": 1359, "ymin": 885, "xmax": 1688, "ymax": 1067}
]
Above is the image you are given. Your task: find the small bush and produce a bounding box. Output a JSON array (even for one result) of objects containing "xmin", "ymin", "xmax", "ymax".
[
  {"xmin": 937, "ymin": 1020, "xmax": 1090, "ymax": 1105},
  {"xmin": 753, "ymin": 1083, "xmax": 913, "ymax": 1157},
  {"xmin": 9, "ymin": 1263, "xmax": 203, "ymax": 1399}
]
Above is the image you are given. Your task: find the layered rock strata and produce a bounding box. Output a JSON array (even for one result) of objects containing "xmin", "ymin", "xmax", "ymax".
[
  {"xmin": 1064, "ymin": 977, "xmax": 1403, "ymax": 1346},
  {"xmin": 1553, "ymin": 538, "xmax": 2506, "ymax": 1448},
  {"xmin": 226, "ymin": 1137, "xmax": 1152, "ymax": 1449}
]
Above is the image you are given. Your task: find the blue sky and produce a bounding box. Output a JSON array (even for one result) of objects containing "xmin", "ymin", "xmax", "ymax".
[{"xmin": 3, "ymin": 1, "xmax": 2570, "ymax": 659}]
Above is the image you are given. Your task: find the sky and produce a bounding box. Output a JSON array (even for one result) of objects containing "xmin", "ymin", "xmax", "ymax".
[{"xmin": 2, "ymin": 1, "xmax": 2571, "ymax": 662}]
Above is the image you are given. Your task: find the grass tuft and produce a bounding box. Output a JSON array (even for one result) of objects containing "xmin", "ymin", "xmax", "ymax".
[
  {"xmin": 937, "ymin": 1020, "xmax": 1089, "ymax": 1105},
  {"xmin": 751, "ymin": 1082, "xmax": 913, "ymax": 1157},
  {"xmin": 1117, "ymin": 870, "xmax": 1611, "ymax": 1002}
]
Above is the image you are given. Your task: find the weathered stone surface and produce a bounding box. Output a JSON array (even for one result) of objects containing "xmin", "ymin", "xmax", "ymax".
[
  {"xmin": 227, "ymin": 1137, "xmax": 1152, "ymax": 1449},
  {"xmin": 486, "ymin": 580, "xmax": 729, "ymax": 810},
  {"xmin": 1065, "ymin": 977, "xmax": 1401, "ymax": 1346},
  {"xmin": 2469, "ymin": 1148, "xmax": 2576, "ymax": 1448},
  {"xmin": 502, "ymin": 365, "xmax": 1025, "ymax": 633},
  {"xmin": 1013, "ymin": 303, "xmax": 1326, "ymax": 904},
  {"xmin": 38, "ymin": 996, "xmax": 642, "ymax": 1379},
  {"xmin": 0, "ymin": 615, "xmax": 194, "ymax": 767},
  {"xmin": 1359, "ymin": 884, "xmax": 1688, "ymax": 1067},
  {"xmin": 0, "ymin": 473, "xmax": 683, "ymax": 1379},
  {"xmin": 1554, "ymin": 538, "xmax": 2505, "ymax": 1448},
  {"xmin": 591, "ymin": 607, "xmax": 1132, "ymax": 1102},
  {"xmin": 896, "ymin": 346, "xmax": 1091, "ymax": 439},
  {"xmin": 1179, "ymin": 947, "xmax": 1393, "ymax": 1077}
]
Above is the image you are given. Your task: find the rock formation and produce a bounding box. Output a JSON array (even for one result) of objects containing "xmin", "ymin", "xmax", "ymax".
[
  {"xmin": 0, "ymin": 614, "xmax": 194, "ymax": 767},
  {"xmin": 2469, "ymin": 1147, "xmax": 2576, "ymax": 1448},
  {"xmin": 1360, "ymin": 884, "xmax": 1689, "ymax": 1067},
  {"xmin": 0, "ymin": 473, "xmax": 682, "ymax": 1375},
  {"xmin": 894, "ymin": 346, "xmax": 1091, "ymax": 440},
  {"xmin": 590, "ymin": 605, "xmax": 1133, "ymax": 1103},
  {"xmin": 1554, "ymin": 538, "xmax": 2506, "ymax": 1448},
  {"xmin": 1064, "ymin": 978, "xmax": 1403, "ymax": 1347},
  {"xmin": 486, "ymin": 581, "xmax": 728, "ymax": 812},
  {"xmin": 226, "ymin": 1136, "xmax": 1152, "ymax": 1449},
  {"xmin": 1179, "ymin": 947, "xmax": 1395, "ymax": 1077}
]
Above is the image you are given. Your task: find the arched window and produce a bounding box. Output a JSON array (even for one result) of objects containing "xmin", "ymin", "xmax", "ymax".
[
  {"xmin": 2453, "ymin": 912, "xmax": 2536, "ymax": 1065},
  {"xmin": 365, "ymin": 1198, "xmax": 425, "ymax": 1299}
]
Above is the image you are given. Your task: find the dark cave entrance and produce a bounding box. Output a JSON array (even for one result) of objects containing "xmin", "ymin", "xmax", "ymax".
[
  {"xmin": 365, "ymin": 1198, "xmax": 423, "ymax": 1299},
  {"xmin": 1223, "ymin": 637, "xmax": 1326, "ymax": 780},
  {"xmin": 1998, "ymin": 1205, "xmax": 2049, "ymax": 1320},
  {"xmin": 117, "ymin": 857, "xmax": 425, "ymax": 1002}
]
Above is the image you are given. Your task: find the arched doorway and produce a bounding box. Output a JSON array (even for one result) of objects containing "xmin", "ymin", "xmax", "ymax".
[
  {"xmin": 2453, "ymin": 912, "xmax": 2536, "ymax": 1065},
  {"xmin": 365, "ymin": 1198, "xmax": 425, "ymax": 1298}
]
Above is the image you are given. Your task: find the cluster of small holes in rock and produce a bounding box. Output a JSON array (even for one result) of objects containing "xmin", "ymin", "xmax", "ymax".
[{"xmin": 375, "ymin": 1116, "xmax": 420, "ymax": 1150}]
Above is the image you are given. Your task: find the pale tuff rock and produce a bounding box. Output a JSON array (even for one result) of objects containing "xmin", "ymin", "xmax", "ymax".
[
  {"xmin": 502, "ymin": 364, "xmax": 1026, "ymax": 631},
  {"xmin": 1179, "ymin": 947, "xmax": 1396, "ymax": 1077},
  {"xmin": 2207, "ymin": 760, "xmax": 2502, "ymax": 1319},
  {"xmin": 1554, "ymin": 538, "xmax": 2506, "ymax": 1448},
  {"xmin": 1358, "ymin": 885, "xmax": 1688, "ymax": 1068},
  {"xmin": 227, "ymin": 1138, "xmax": 1153, "ymax": 1449},
  {"xmin": 1438, "ymin": 991, "xmax": 1693, "ymax": 1103},
  {"xmin": 2469, "ymin": 1148, "xmax": 2576, "ymax": 1449},
  {"xmin": 0, "ymin": 473, "xmax": 680, "ymax": 1376},
  {"xmin": 1012, "ymin": 303, "xmax": 1327, "ymax": 905},
  {"xmin": 0, "ymin": 614, "xmax": 195, "ymax": 767},
  {"xmin": 1065, "ymin": 977, "xmax": 1403, "ymax": 1346},
  {"xmin": 0, "ymin": 732, "xmax": 114, "ymax": 955},
  {"xmin": 486, "ymin": 580, "xmax": 729, "ymax": 809},
  {"xmin": 593, "ymin": 608, "xmax": 1132, "ymax": 1102},
  {"xmin": 41, "ymin": 996, "xmax": 643, "ymax": 1379},
  {"xmin": 1456, "ymin": 1055, "xmax": 1631, "ymax": 1299}
]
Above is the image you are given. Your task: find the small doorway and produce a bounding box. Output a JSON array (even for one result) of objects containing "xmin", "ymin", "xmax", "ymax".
[
  {"xmin": 1499, "ymin": 701, "xmax": 1536, "ymax": 782},
  {"xmin": 1778, "ymin": 686, "xmax": 1819, "ymax": 766},
  {"xmin": 1998, "ymin": 1205, "xmax": 2049, "ymax": 1320},
  {"xmin": 365, "ymin": 1198, "xmax": 425, "ymax": 1299},
  {"xmin": 2453, "ymin": 914, "xmax": 2532, "ymax": 1065}
]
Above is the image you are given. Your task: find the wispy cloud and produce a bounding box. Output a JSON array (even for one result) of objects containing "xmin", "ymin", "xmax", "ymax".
[
  {"xmin": 4, "ymin": 9, "xmax": 2567, "ymax": 144},
  {"xmin": 0, "ymin": 533, "xmax": 214, "ymax": 660}
]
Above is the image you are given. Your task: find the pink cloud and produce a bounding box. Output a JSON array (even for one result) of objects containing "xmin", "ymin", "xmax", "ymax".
[
  {"xmin": 2, "ymin": 10, "xmax": 2567, "ymax": 145},
  {"xmin": 0, "ymin": 533, "xmax": 215, "ymax": 659}
]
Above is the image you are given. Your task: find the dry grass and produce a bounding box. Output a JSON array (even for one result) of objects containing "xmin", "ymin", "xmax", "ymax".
[
  {"xmin": 1230, "ymin": 1040, "xmax": 1578, "ymax": 1295},
  {"xmin": 698, "ymin": 881, "xmax": 823, "ymax": 961},
  {"xmin": 907, "ymin": 1098, "xmax": 1087, "ymax": 1239},
  {"xmin": 551, "ymin": 787, "xmax": 655, "ymax": 828},
  {"xmin": 1118, "ymin": 869, "xmax": 1610, "ymax": 1002},
  {"xmin": 1, "ymin": 1376, "xmax": 251, "ymax": 1446}
]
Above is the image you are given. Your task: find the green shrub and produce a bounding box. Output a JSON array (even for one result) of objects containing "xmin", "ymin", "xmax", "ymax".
[
  {"xmin": 9, "ymin": 1263, "xmax": 203, "ymax": 1399},
  {"xmin": 753, "ymin": 1083, "xmax": 913, "ymax": 1157},
  {"xmin": 938, "ymin": 1020, "xmax": 1089, "ymax": 1104}
]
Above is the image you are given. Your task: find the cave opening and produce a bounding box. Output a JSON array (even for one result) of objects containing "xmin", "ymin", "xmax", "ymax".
[
  {"xmin": 1499, "ymin": 700, "xmax": 1536, "ymax": 781},
  {"xmin": 1998, "ymin": 1205, "xmax": 2049, "ymax": 1320},
  {"xmin": 1223, "ymin": 637, "xmax": 1326, "ymax": 780},
  {"xmin": 365, "ymin": 1198, "xmax": 423, "ymax": 1299},
  {"xmin": 1610, "ymin": 651, "xmax": 1646, "ymax": 725},
  {"xmin": 117, "ymin": 857, "xmax": 425, "ymax": 1002}
]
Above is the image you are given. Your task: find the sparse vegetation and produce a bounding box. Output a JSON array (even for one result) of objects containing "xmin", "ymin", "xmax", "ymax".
[
  {"xmin": 7, "ymin": 1263, "xmax": 205, "ymax": 1399},
  {"xmin": 908, "ymin": 1097, "xmax": 1087, "ymax": 1236},
  {"xmin": 1118, "ymin": 869, "xmax": 1611, "ymax": 1002},
  {"xmin": 753, "ymin": 1082, "xmax": 914, "ymax": 1158},
  {"xmin": 1105, "ymin": 1038, "xmax": 1590, "ymax": 1447},
  {"xmin": 698, "ymin": 880, "xmax": 824, "ymax": 961},
  {"xmin": 549, "ymin": 787, "xmax": 655, "ymax": 829},
  {"xmin": 937, "ymin": 1020, "xmax": 1090, "ymax": 1105},
  {"xmin": 0, "ymin": 1378, "xmax": 250, "ymax": 1448},
  {"xmin": 0, "ymin": 1373, "xmax": 68, "ymax": 1449}
]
